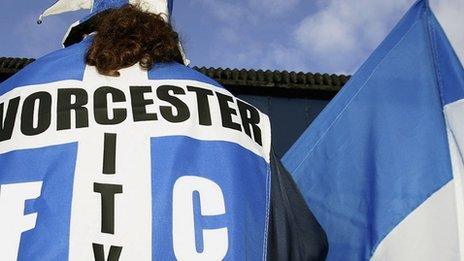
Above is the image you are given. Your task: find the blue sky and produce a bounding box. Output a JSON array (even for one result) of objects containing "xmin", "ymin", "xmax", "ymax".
[{"xmin": 0, "ymin": 0, "xmax": 463, "ymax": 74}]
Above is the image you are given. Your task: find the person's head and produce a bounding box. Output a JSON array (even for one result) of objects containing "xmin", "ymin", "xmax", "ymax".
[{"xmin": 85, "ymin": 4, "xmax": 183, "ymax": 77}]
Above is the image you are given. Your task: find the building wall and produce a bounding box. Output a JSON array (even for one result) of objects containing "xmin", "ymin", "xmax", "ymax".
[{"xmin": 238, "ymin": 94, "xmax": 329, "ymax": 158}]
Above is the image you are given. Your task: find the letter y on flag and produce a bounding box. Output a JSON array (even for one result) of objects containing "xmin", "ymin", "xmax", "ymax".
[{"xmin": 283, "ymin": 0, "xmax": 464, "ymax": 260}]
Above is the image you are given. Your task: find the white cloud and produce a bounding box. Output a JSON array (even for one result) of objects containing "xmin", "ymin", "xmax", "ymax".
[
  {"xmin": 259, "ymin": 44, "xmax": 307, "ymax": 71},
  {"xmin": 430, "ymin": 0, "xmax": 464, "ymax": 65},
  {"xmin": 191, "ymin": 0, "xmax": 300, "ymax": 26},
  {"xmin": 188, "ymin": 0, "xmax": 463, "ymax": 74},
  {"xmin": 188, "ymin": 0, "xmax": 304, "ymax": 71},
  {"xmin": 293, "ymin": 0, "xmax": 413, "ymax": 73},
  {"xmin": 248, "ymin": 0, "xmax": 300, "ymax": 16},
  {"xmin": 191, "ymin": 0, "xmax": 251, "ymax": 25},
  {"xmin": 219, "ymin": 27, "xmax": 240, "ymax": 44},
  {"xmin": 290, "ymin": 0, "xmax": 464, "ymax": 73}
]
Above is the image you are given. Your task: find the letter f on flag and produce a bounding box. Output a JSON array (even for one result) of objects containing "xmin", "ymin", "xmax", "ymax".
[{"xmin": 283, "ymin": 0, "xmax": 464, "ymax": 260}]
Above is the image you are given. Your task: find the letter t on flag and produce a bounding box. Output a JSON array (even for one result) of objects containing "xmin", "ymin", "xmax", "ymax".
[{"xmin": 283, "ymin": 0, "xmax": 464, "ymax": 260}]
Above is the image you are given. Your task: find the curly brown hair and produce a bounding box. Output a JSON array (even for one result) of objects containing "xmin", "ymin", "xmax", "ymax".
[{"xmin": 86, "ymin": 4, "xmax": 183, "ymax": 77}]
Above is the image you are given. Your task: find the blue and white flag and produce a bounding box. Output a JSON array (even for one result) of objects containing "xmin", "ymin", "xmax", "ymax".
[
  {"xmin": 0, "ymin": 36, "xmax": 274, "ymax": 260},
  {"xmin": 283, "ymin": 0, "xmax": 464, "ymax": 260}
]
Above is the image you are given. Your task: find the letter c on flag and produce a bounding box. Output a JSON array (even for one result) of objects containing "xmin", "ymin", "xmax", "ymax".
[{"xmin": 172, "ymin": 176, "xmax": 228, "ymax": 261}]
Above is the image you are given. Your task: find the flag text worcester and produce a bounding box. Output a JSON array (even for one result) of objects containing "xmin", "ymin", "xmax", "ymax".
[{"xmin": 0, "ymin": 85, "xmax": 263, "ymax": 146}]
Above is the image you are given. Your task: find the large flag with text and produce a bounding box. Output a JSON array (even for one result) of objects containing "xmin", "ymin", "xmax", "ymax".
[
  {"xmin": 283, "ymin": 0, "xmax": 464, "ymax": 260},
  {"xmin": 0, "ymin": 36, "xmax": 273, "ymax": 260}
]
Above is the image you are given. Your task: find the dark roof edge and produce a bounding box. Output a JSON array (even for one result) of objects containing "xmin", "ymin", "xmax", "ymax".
[
  {"xmin": 0, "ymin": 57, "xmax": 35, "ymax": 74},
  {"xmin": 1, "ymin": 57, "xmax": 349, "ymax": 98}
]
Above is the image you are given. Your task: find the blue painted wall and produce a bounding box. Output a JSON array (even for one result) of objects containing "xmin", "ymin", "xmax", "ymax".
[{"xmin": 237, "ymin": 95, "xmax": 329, "ymax": 158}]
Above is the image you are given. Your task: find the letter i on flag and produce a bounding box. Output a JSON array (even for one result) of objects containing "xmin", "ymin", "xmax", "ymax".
[{"xmin": 283, "ymin": 0, "xmax": 464, "ymax": 260}]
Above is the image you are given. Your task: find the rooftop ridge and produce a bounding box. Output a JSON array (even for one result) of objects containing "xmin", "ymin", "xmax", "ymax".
[
  {"xmin": 192, "ymin": 66, "xmax": 350, "ymax": 90},
  {"xmin": 0, "ymin": 57, "xmax": 349, "ymax": 97}
]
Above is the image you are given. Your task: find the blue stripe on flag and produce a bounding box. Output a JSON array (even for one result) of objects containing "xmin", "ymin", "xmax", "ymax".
[
  {"xmin": 426, "ymin": 10, "xmax": 464, "ymax": 105},
  {"xmin": 150, "ymin": 136, "xmax": 269, "ymax": 260},
  {"xmin": 0, "ymin": 143, "xmax": 78, "ymax": 260},
  {"xmin": 148, "ymin": 63, "xmax": 223, "ymax": 88},
  {"xmin": 92, "ymin": 0, "xmax": 129, "ymax": 14}
]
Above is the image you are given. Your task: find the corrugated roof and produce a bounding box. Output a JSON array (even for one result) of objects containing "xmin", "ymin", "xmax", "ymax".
[
  {"xmin": 0, "ymin": 57, "xmax": 35, "ymax": 74},
  {"xmin": 0, "ymin": 57, "xmax": 350, "ymax": 98}
]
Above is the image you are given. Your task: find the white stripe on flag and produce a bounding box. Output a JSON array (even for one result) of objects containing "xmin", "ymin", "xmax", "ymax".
[
  {"xmin": 444, "ymin": 99, "xmax": 464, "ymax": 258},
  {"xmin": 371, "ymin": 180, "xmax": 461, "ymax": 260},
  {"xmin": 68, "ymin": 132, "xmax": 152, "ymax": 260}
]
